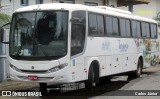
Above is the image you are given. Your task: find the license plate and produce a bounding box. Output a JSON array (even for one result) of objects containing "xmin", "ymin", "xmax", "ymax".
[{"xmin": 28, "ymin": 75, "xmax": 38, "ymax": 80}]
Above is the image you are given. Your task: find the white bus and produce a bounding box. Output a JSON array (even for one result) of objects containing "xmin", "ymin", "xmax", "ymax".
[{"xmin": 0, "ymin": 3, "xmax": 158, "ymax": 91}]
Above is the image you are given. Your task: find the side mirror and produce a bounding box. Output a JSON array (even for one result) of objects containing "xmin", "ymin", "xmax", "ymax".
[
  {"xmin": 0, "ymin": 27, "xmax": 9, "ymax": 44},
  {"xmin": 0, "ymin": 27, "xmax": 4, "ymax": 43}
]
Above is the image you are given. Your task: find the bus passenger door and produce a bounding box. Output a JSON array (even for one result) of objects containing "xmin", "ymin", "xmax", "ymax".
[{"xmin": 71, "ymin": 11, "xmax": 86, "ymax": 81}]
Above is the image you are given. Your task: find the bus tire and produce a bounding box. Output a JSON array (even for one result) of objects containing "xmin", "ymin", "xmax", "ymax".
[
  {"xmin": 85, "ymin": 66, "xmax": 95, "ymax": 89},
  {"xmin": 135, "ymin": 60, "xmax": 142, "ymax": 77},
  {"xmin": 129, "ymin": 60, "xmax": 142, "ymax": 78},
  {"xmin": 39, "ymin": 83, "xmax": 47, "ymax": 95}
]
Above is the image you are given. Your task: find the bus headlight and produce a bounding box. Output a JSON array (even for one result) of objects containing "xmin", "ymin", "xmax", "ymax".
[
  {"xmin": 10, "ymin": 64, "xmax": 21, "ymax": 72},
  {"xmin": 47, "ymin": 63, "xmax": 68, "ymax": 73}
]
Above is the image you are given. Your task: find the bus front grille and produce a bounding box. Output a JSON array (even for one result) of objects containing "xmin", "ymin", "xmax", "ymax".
[{"xmin": 20, "ymin": 70, "xmax": 48, "ymax": 74}]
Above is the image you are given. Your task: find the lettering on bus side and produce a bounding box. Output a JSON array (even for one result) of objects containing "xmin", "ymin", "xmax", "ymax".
[
  {"xmin": 118, "ymin": 41, "xmax": 128, "ymax": 52},
  {"xmin": 102, "ymin": 41, "xmax": 111, "ymax": 50},
  {"xmin": 72, "ymin": 59, "xmax": 76, "ymax": 66}
]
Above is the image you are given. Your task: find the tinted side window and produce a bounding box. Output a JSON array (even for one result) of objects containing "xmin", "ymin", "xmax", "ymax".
[
  {"xmin": 153, "ymin": 24, "xmax": 157, "ymax": 38},
  {"xmin": 150, "ymin": 24, "xmax": 157, "ymax": 38},
  {"xmin": 136, "ymin": 22, "xmax": 141, "ymax": 37},
  {"xmin": 120, "ymin": 18, "xmax": 126, "ymax": 37},
  {"xmin": 97, "ymin": 15, "xmax": 104, "ymax": 35},
  {"xmin": 71, "ymin": 11, "xmax": 86, "ymax": 56},
  {"xmin": 141, "ymin": 22, "xmax": 147, "ymax": 38},
  {"xmin": 150, "ymin": 24, "xmax": 154, "ymax": 38},
  {"xmin": 120, "ymin": 19, "xmax": 131, "ymax": 37},
  {"xmin": 113, "ymin": 17, "xmax": 119, "ymax": 36},
  {"xmin": 105, "ymin": 16, "xmax": 113, "ymax": 36},
  {"xmin": 141, "ymin": 22, "xmax": 151, "ymax": 38},
  {"xmin": 146, "ymin": 23, "xmax": 150, "ymax": 38},
  {"xmin": 89, "ymin": 14, "xmax": 97, "ymax": 35},
  {"xmin": 131, "ymin": 21, "xmax": 137, "ymax": 37},
  {"xmin": 126, "ymin": 20, "xmax": 131, "ymax": 37}
]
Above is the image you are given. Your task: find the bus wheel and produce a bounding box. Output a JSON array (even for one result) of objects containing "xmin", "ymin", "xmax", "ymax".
[
  {"xmin": 135, "ymin": 60, "xmax": 142, "ymax": 77},
  {"xmin": 129, "ymin": 60, "xmax": 142, "ymax": 78},
  {"xmin": 39, "ymin": 83, "xmax": 47, "ymax": 95},
  {"xmin": 85, "ymin": 66, "xmax": 95, "ymax": 89}
]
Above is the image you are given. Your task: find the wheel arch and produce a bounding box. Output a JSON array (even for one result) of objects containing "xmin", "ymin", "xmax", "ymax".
[
  {"xmin": 86, "ymin": 57, "xmax": 100, "ymax": 79},
  {"xmin": 139, "ymin": 56, "xmax": 143, "ymax": 67},
  {"xmin": 137, "ymin": 54, "xmax": 144, "ymax": 68}
]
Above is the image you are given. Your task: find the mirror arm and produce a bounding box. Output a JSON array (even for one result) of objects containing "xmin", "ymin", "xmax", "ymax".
[{"xmin": 0, "ymin": 22, "xmax": 10, "ymax": 44}]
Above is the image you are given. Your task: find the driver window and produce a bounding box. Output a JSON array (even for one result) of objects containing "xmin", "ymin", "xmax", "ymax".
[{"xmin": 71, "ymin": 11, "xmax": 86, "ymax": 56}]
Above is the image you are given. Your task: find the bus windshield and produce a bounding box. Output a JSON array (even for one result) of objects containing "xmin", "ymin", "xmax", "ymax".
[{"xmin": 10, "ymin": 11, "xmax": 68, "ymax": 60}]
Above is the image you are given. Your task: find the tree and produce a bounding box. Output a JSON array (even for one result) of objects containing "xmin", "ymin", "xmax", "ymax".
[
  {"xmin": 0, "ymin": 13, "xmax": 11, "ymax": 27},
  {"xmin": 0, "ymin": 0, "xmax": 11, "ymax": 27}
]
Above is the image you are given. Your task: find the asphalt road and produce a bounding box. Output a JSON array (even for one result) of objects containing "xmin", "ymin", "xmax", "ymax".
[{"xmin": 0, "ymin": 66, "xmax": 160, "ymax": 99}]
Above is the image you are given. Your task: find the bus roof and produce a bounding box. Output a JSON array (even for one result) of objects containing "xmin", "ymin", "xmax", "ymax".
[{"xmin": 14, "ymin": 3, "xmax": 157, "ymax": 24}]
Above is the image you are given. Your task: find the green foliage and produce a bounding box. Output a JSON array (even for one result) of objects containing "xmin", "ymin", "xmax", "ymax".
[{"xmin": 0, "ymin": 13, "xmax": 11, "ymax": 27}]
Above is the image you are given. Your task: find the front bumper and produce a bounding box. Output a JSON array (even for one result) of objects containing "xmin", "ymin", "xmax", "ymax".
[{"xmin": 9, "ymin": 66, "xmax": 72, "ymax": 84}]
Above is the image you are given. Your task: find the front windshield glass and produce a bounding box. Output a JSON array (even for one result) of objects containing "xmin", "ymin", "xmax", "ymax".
[{"xmin": 10, "ymin": 11, "xmax": 68, "ymax": 60}]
